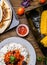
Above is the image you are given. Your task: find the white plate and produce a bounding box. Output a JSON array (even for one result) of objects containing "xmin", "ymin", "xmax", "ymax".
[
  {"xmin": 0, "ymin": 0, "xmax": 19, "ymax": 34},
  {"xmin": 6, "ymin": 0, "xmax": 19, "ymax": 30},
  {"xmin": 0, "ymin": 37, "xmax": 36, "ymax": 65}
]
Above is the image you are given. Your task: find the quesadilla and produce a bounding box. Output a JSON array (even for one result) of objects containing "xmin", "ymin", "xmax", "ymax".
[{"xmin": 0, "ymin": 0, "xmax": 12, "ymax": 34}]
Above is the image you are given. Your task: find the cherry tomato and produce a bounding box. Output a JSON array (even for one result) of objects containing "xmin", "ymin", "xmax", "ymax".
[
  {"xmin": 40, "ymin": 0, "xmax": 46, "ymax": 4},
  {"xmin": 17, "ymin": 7, "xmax": 25, "ymax": 15}
]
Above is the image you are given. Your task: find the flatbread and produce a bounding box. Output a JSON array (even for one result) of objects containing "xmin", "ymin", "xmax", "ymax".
[
  {"xmin": 0, "ymin": 6, "xmax": 2, "ymax": 22},
  {"xmin": 0, "ymin": 0, "xmax": 12, "ymax": 34}
]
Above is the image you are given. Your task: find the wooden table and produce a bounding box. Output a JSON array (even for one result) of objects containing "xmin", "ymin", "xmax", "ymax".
[{"xmin": 0, "ymin": 0, "xmax": 45, "ymax": 65}]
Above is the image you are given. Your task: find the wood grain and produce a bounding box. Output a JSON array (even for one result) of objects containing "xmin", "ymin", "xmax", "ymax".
[{"xmin": 0, "ymin": 0, "xmax": 45, "ymax": 65}]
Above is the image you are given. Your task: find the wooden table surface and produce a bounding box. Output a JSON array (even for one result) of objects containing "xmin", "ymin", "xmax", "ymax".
[{"xmin": 0, "ymin": 0, "xmax": 45, "ymax": 65}]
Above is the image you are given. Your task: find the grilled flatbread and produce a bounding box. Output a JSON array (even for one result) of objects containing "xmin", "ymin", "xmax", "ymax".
[
  {"xmin": 0, "ymin": 0, "xmax": 12, "ymax": 34},
  {"xmin": 0, "ymin": 6, "xmax": 2, "ymax": 22}
]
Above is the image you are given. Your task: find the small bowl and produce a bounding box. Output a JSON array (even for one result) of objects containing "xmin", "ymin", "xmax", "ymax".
[
  {"xmin": 0, "ymin": 6, "xmax": 2, "ymax": 22},
  {"xmin": 16, "ymin": 24, "xmax": 29, "ymax": 37}
]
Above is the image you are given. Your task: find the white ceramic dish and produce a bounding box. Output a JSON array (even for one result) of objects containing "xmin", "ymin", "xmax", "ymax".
[
  {"xmin": 16, "ymin": 24, "xmax": 29, "ymax": 37},
  {"xmin": 6, "ymin": 0, "xmax": 19, "ymax": 30},
  {"xmin": 0, "ymin": 37, "xmax": 36, "ymax": 65}
]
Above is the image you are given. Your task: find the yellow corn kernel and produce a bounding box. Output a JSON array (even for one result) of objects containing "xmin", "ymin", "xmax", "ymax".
[
  {"xmin": 40, "ymin": 36, "xmax": 47, "ymax": 47},
  {"xmin": 40, "ymin": 10, "xmax": 47, "ymax": 35}
]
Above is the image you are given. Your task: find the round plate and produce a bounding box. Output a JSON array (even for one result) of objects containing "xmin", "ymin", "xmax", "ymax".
[
  {"xmin": 0, "ymin": 0, "xmax": 12, "ymax": 34},
  {"xmin": 0, "ymin": 37, "xmax": 36, "ymax": 65}
]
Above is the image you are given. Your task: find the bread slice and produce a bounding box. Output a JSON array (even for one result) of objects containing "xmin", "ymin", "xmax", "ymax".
[{"xmin": 0, "ymin": 0, "xmax": 12, "ymax": 34}]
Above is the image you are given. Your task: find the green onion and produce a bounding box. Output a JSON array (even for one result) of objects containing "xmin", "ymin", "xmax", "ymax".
[
  {"xmin": 37, "ymin": 56, "xmax": 47, "ymax": 65},
  {"xmin": 37, "ymin": 57, "xmax": 42, "ymax": 62},
  {"xmin": 10, "ymin": 56, "xmax": 17, "ymax": 64}
]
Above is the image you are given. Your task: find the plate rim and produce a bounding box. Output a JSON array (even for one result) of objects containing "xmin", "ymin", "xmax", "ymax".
[{"xmin": 0, "ymin": 37, "xmax": 36, "ymax": 65}]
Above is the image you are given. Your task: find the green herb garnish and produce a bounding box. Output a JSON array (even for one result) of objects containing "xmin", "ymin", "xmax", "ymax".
[
  {"xmin": 44, "ymin": 57, "xmax": 47, "ymax": 65},
  {"xmin": 37, "ymin": 56, "xmax": 47, "ymax": 65},
  {"xmin": 37, "ymin": 57, "xmax": 42, "ymax": 62},
  {"xmin": 10, "ymin": 56, "xmax": 17, "ymax": 64}
]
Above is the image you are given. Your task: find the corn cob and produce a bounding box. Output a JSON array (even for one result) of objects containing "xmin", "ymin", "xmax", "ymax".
[{"xmin": 40, "ymin": 10, "xmax": 47, "ymax": 35}]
